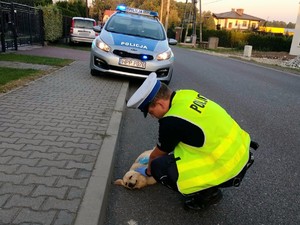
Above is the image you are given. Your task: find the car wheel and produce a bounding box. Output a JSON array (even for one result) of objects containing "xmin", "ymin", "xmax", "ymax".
[
  {"xmin": 91, "ymin": 69, "xmax": 98, "ymax": 76},
  {"xmin": 163, "ymin": 80, "xmax": 170, "ymax": 85},
  {"xmin": 163, "ymin": 73, "xmax": 172, "ymax": 85}
]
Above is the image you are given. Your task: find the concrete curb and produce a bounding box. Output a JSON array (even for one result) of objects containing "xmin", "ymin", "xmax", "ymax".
[{"xmin": 74, "ymin": 81, "xmax": 129, "ymax": 225}]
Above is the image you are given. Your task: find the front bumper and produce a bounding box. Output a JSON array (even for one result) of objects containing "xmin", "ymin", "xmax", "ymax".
[{"xmin": 89, "ymin": 45, "xmax": 173, "ymax": 83}]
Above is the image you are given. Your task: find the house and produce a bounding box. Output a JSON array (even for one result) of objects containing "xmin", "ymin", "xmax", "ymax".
[
  {"xmin": 103, "ymin": 10, "xmax": 116, "ymax": 23},
  {"xmin": 213, "ymin": 8, "xmax": 264, "ymax": 31},
  {"xmin": 290, "ymin": 2, "xmax": 300, "ymax": 55}
]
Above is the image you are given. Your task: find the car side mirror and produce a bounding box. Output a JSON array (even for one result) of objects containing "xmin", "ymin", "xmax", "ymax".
[
  {"xmin": 93, "ymin": 25, "xmax": 101, "ymax": 33},
  {"xmin": 168, "ymin": 38, "xmax": 178, "ymax": 45}
]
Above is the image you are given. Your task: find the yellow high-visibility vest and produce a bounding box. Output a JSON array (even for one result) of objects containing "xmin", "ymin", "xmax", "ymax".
[{"xmin": 164, "ymin": 90, "xmax": 250, "ymax": 194}]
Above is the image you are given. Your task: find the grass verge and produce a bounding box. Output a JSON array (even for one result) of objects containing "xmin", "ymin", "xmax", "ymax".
[
  {"xmin": 0, "ymin": 53, "xmax": 73, "ymax": 66},
  {"xmin": 177, "ymin": 44, "xmax": 300, "ymax": 75},
  {"xmin": 0, "ymin": 67, "xmax": 50, "ymax": 93},
  {"xmin": 0, "ymin": 67, "xmax": 40, "ymax": 85},
  {"xmin": 0, "ymin": 53, "xmax": 73, "ymax": 93}
]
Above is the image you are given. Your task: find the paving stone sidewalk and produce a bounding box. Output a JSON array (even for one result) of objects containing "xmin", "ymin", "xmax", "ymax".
[{"xmin": 0, "ymin": 61, "xmax": 128, "ymax": 225}]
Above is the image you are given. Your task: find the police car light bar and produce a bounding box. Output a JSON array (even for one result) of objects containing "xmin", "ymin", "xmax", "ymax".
[{"xmin": 116, "ymin": 4, "xmax": 159, "ymax": 17}]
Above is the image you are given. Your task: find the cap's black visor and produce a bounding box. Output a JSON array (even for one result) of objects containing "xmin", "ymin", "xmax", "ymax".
[{"xmin": 141, "ymin": 103, "xmax": 150, "ymax": 118}]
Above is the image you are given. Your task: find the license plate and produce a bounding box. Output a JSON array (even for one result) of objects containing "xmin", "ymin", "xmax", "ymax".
[
  {"xmin": 79, "ymin": 32, "xmax": 89, "ymax": 36},
  {"xmin": 119, "ymin": 58, "xmax": 146, "ymax": 69}
]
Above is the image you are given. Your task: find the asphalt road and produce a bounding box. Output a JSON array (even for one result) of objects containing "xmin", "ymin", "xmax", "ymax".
[{"xmin": 105, "ymin": 46, "xmax": 300, "ymax": 225}]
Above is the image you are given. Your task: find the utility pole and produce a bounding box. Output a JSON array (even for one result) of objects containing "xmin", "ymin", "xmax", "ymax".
[
  {"xmin": 165, "ymin": 0, "xmax": 171, "ymax": 32},
  {"xmin": 86, "ymin": 0, "xmax": 88, "ymax": 17},
  {"xmin": 191, "ymin": 0, "xmax": 197, "ymax": 47},
  {"xmin": 160, "ymin": 0, "xmax": 164, "ymax": 23},
  {"xmin": 199, "ymin": 0, "xmax": 202, "ymax": 43},
  {"xmin": 180, "ymin": 0, "xmax": 188, "ymax": 43}
]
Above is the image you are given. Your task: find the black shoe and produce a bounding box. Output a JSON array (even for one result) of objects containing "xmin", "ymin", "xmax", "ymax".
[{"xmin": 184, "ymin": 189, "xmax": 223, "ymax": 210}]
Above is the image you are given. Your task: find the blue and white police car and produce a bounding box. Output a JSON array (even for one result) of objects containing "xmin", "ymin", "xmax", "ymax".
[{"xmin": 90, "ymin": 4, "xmax": 176, "ymax": 84}]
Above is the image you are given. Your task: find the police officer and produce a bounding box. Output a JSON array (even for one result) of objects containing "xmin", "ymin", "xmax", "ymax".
[{"xmin": 127, "ymin": 73, "xmax": 255, "ymax": 210}]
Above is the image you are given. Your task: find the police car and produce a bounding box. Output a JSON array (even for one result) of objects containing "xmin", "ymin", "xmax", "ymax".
[{"xmin": 90, "ymin": 4, "xmax": 176, "ymax": 84}]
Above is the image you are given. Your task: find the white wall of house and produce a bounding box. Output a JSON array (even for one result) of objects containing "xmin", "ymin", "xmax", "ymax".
[
  {"xmin": 290, "ymin": 2, "xmax": 300, "ymax": 55},
  {"xmin": 214, "ymin": 18, "xmax": 259, "ymax": 30}
]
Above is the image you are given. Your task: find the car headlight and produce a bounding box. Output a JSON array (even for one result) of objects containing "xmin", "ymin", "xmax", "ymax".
[
  {"xmin": 95, "ymin": 38, "xmax": 111, "ymax": 52},
  {"xmin": 157, "ymin": 49, "xmax": 172, "ymax": 61}
]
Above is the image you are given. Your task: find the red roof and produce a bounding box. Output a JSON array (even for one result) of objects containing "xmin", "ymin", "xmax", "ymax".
[
  {"xmin": 104, "ymin": 10, "xmax": 115, "ymax": 17},
  {"xmin": 213, "ymin": 9, "xmax": 264, "ymax": 22}
]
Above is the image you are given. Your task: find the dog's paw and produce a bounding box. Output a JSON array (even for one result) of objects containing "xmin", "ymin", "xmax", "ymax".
[{"xmin": 114, "ymin": 179, "xmax": 124, "ymax": 186}]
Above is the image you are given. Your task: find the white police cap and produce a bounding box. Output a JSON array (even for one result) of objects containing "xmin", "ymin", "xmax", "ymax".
[{"xmin": 127, "ymin": 72, "xmax": 161, "ymax": 117}]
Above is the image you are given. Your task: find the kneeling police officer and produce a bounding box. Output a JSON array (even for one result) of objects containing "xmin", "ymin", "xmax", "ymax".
[{"xmin": 127, "ymin": 73, "xmax": 258, "ymax": 210}]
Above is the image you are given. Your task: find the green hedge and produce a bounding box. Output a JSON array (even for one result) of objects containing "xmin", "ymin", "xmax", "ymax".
[
  {"xmin": 56, "ymin": 6, "xmax": 78, "ymax": 17},
  {"xmin": 203, "ymin": 30, "xmax": 230, "ymax": 47},
  {"xmin": 203, "ymin": 30, "xmax": 292, "ymax": 52},
  {"xmin": 183, "ymin": 28, "xmax": 292, "ymax": 52},
  {"xmin": 41, "ymin": 5, "xmax": 63, "ymax": 42},
  {"xmin": 247, "ymin": 34, "xmax": 292, "ymax": 51}
]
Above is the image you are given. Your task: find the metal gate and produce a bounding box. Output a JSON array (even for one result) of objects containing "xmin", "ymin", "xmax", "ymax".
[{"xmin": 0, "ymin": 1, "xmax": 44, "ymax": 52}]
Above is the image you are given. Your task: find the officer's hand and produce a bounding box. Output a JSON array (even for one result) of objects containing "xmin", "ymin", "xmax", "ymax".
[{"xmin": 135, "ymin": 166, "xmax": 149, "ymax": 177}]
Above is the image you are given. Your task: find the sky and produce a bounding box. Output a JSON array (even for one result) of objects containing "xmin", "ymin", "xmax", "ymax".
[{"xmin": 177, "ymin": 0, "xmax": 299, "ymax": 23}]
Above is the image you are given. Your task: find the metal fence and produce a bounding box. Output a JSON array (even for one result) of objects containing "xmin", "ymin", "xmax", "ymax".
[
  {"xmin": 0, "ymin": 1, "xmax": 44, "ymax": 52},
  {"xmin": 62, "ymin": 15, "xmax": 72, "ymax": 42}
]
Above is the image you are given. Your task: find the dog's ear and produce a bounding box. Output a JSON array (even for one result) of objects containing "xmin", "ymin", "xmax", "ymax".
[{"xmin": 114, "ymin": 179, "xmax": 125, "ymax": 186}]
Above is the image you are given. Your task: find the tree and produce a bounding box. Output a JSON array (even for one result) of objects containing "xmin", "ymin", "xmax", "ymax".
[
  {"xmin": 168, "ymin": 1, "xmax": 180, "ymax": 27},
  {"xmin": 202, "ymin": 11, "xmax": 215, "ymax": 30},
  {"xmin": 139, "ymin": 0, "xmax": 161, "ymax": 12},
  {"xmin": 55, "ymin": 0, "xmax": 86, "ymax": 17},
  {"xmin": 90, "ymin": 0, "xmax": 119, "ymax": 21},
  {"xmin": 90, "ymin": 0, "xmax": 180, "ymax": 28},
  {"xmin": 176, "ymin": 1, "xmax": 194, "ymax": 25},
  {"xmin": 128, "ymin": 0, "xmax": 146, "ymax": 8},
  {"xmin": 286, "ymin": 22, "xmax": 295, "ymax": 29},
  {"xmin": 260, "ymin": 20, "xmax": 295, "ymax": 28}
]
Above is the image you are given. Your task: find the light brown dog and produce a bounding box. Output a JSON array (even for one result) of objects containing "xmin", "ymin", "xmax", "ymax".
[{"xmin": 114, "ymin": 149, "xmax": 157, "ymax": 189}]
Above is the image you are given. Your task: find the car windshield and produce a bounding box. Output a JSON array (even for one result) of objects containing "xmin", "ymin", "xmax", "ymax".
[
  {"xmin": 74, "ymin": 19, "xmax": 94, "ymax": 29},
  {"xmin": 105, "ymin": 14, "xmax": 165, "ymax": 40}
]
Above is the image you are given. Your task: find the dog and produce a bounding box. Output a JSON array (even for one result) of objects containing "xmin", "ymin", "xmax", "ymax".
[{"xmin": 114, "ymin": 149, "xmax": 157, "ymax": 189}]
